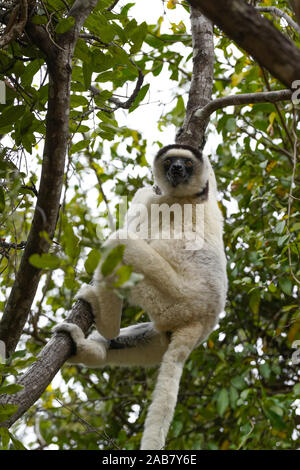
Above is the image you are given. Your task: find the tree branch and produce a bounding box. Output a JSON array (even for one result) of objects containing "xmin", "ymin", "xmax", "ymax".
[
  {"xmin": 256, "ymin": 6, "xmax": 300, "ymax": 36},
  {"xmin": 176, "ymin": 5, "xmax": 214, "ymax": 147},
  {"xmin": 0, "ymin": 300, "xmax": 94, "ymax": 428},
  {"xmin": 0, "ymin": 0, "xmax": 28, "ymax": 48},
  {"xmin": 0, "ymin": 0, "xmax": 100, "ymax": 357},
  {"xmin": 193, "ymin": 89, "xmax": 292, "ymax": 122},
  {"xmin": 188, "ymin": 0, "xmax": 300, "ymax": 88},
  {"xmin": 289, "ymin": 0, "xmax": 300, "ymax": 26}
]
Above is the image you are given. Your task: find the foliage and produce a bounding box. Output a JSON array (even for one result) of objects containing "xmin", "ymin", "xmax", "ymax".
[{"xmin": 0, "ymin": 0, "xmax": 299, "ymax": 450}]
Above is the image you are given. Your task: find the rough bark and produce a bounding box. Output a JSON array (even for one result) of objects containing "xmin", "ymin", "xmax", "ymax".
[
  {"xmin": 188, "ymin": 0, "xmax": 300, "ymax": 88},
  {"xmin": 0, "ymin": 0, "xmax": 99, "ymax": 427},
  {"xmin": 0, "ymin": 0, "xmax": 98, "ymax": 357},
  {"xmin": 289, "ymin": 0, "xmax": 300, "ymax": 26},
  {"xmin": 176, "ymin": 6, "xmax": 214, "ymax": 147},
  {"xmin": 0, "ymin": 0, "xmax": 28, "ymax": 48},
  {"xmin": 0, "ymin": 300, "xmax": 93, "ymax": 427},
  {"xmin": 256, "ymin": 6, "xmax": 300, "ymax": 36},
  {"xmin": 0, "ymin": 51, "xmax": 72, "ymax": 356}
]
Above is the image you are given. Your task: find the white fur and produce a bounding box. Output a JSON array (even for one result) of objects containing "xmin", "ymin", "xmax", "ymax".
[
  {"xmin": 162, "ymin": 148, "xmax": 195, "ymax": 159},
  {"xmin": 55, "ymin": 146, "xmax": 227, "ymax": 450}
]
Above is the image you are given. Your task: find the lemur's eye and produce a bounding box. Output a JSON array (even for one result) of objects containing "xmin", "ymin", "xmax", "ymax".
[
  {"xmin": 185, "ymin": 160, "xmax": 193, "ymax": 167},
  {"xmin": 164, "ymin": 159, "xmax": 172, "ymax": 166}
]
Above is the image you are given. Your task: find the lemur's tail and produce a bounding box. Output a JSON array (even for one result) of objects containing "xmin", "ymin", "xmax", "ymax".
[
  {"xmin": 103, "ymin": 323, "xmax": 170, "ymax": 367},
  {"xmin": 140, "ymin": 322, "xmax": 204, "ymax": 450}
]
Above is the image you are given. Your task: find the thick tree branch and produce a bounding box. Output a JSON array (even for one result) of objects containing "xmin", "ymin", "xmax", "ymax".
[
  {"xmin": 194, "ymin": 89, "xmax": 292, "ymax": 122},
  {"xmin": 256, "ymin": 6, "xmax": 300, "ymax": 36},
  {"xmin": 176, "ymin": 6, "xmax": 214, "ymax": 147},
  {"xmin": 188, "ymin": 0, "xmax": 300, "ymax": 88},
  {"xmin": 0, "ymin": 0, "xmax": 28, "ymax": 48},
  {"xmin": 0, "ymin": 0, "xmax": 99, "ymax": 357},
  {"xmin": 0, "ymin": 0, "xmax": 101, "ymax": 428},
  {"xmin": 289, "ymin": 0, "xmax": 300, "ymax": 26},
  {"xmin": 0, "ymin": 300, "xmax": 93, "ymax": 428}
]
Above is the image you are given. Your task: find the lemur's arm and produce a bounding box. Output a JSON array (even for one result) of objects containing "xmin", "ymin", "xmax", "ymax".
[{"xmin": 76, "ymin": 229, "xmax": 182, "ymax": 340}]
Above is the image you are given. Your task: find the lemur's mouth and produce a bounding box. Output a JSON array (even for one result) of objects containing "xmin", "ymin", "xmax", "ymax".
[{"xmin": 167, "ymin": 171, "xmax": 189, "ymax": 187}]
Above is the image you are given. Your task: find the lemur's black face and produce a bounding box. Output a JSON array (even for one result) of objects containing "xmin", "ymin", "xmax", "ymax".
[
  {"xmin": 163, "ymin": 157, "xmax": 194, "ymax": 187},
  {"xmin": 153, "ymin": 144, "xmax": 207, "ymax": 197}
]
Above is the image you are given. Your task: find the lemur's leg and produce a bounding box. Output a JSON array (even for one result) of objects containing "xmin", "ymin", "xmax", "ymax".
[
  {"xmin": 140, "ymin": 322, "xmax": 205, "ymax": 450},
  {"xmin": 54, "ymin": 322, "xmax": 169, "ymax": 368},
  {"xmin": 111, "ymin": 230, "xmax": 182, "ymax": 298},
  {"xmin": 77, "ymin": 229, "xmax": 181, "ymax": 340},
  {"xmin": 53, "ymin": 322, "xmax": 106, "ymax": 367},
  {"xmin": 76, "ymin": 284, "xmax": 122, "ymax": 340}
]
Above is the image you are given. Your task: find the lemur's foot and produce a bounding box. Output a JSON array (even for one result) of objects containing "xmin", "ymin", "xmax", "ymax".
[
  {"xmin": 54, "ymin": 323, "xmax": 107, "ymax": 367},
  {"xmin": 75, "ymin": 284, "xmax": 121, "ymax": 340},
  {"xmin": 75, "ymin": 285, "xmax": 101, "ymax": 318}
]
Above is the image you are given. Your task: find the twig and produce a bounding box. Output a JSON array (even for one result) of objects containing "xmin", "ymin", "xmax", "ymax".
[
  {"xmin": 256, "ymin": 6, "xmax": 300, "ymax": 36},
  {"xmin": 260, "ymin": 68, "xmax": 294, "ymax": 150},
  {"xmin": 55, "ymin": 398, "xmax": 120, "ymax": 449},
  {"xmin": 0, "ymin": 0, "xmax": 28, "ymax": 48},
  {"xmin": 0, "ymin": 240, "xmax": 26, "ymax": 250},
  {"xmin": 87, "ymin": 154, "xmax": 115, "ymax": 232},
  {"xmin": 106, "ymin": 0, "xmax": 120, "ymax": 11},
  {"xmin": 80, "ymin": 33, "xmax": 145, "ymax": 110},
  {"xmin": 237, "ymin": 419, "xmax": 255, "ymax": 450}
]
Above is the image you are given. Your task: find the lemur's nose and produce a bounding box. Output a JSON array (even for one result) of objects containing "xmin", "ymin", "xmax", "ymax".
[{"xmin": 171, "ymin": 162, "xmax": 184, "ymax": 173}]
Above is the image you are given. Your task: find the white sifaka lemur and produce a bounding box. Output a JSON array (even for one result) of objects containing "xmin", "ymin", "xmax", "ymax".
[{"xmin": 54, "ymin": 143, "xmax": 227, "ymax": 450}]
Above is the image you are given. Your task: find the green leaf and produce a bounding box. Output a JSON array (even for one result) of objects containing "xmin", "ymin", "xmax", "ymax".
[
  {"xmin": 0, "ymin": 384, "xmax": 23, "ymax": 395},
  {"xmin": 249, "ymin": 289, "xmax": 260, "ymax": 314},
  {"xmin": 55, "ymin": 16, "xmax": 75, "ymax": 34},
  {"xmin": 0, "ymin": 187, "xmax": 5, "ymax": 212},
  {"xmin": 263, "ymin": 406, "xmax": 286, "ymax": 430},
  {"xmin": 31, "ymin": 15, "xmax": 48, "ymax": 25},
  {"xmin": 0, "ymin": 428, "xmax": 10, "ymax": 449},
  {"xmin": 113, "ymin": 265, "xmax": 133, "ymax": 287},
  {"xmin": 275, "ymin": 220, "xmax": 285, "ymax": 234},
  {"xmin": 0, "ymin": 404, "xmax": 18, "ymax": 423},
  {"xmin": 64, "ymin": 224, "xmax": 80, "ymax": 260},
  {"xmin": 129, "ymin": 84, "xmax": 150, "ymax": 113},
  {"xmin": 84, "ymin": 249, "xmax": 101, "ymax": 275},
  {"xmin": 70, "ymin": 139, "xmax": 89, "ymax": 155},
  {"xmin": 29, "ymin": 253, "xmax": 62, "ymax": 270},
  {"xmin": 70, "ymin": 94, "xmax": 89, "ymax": 108},
  {"xmin": 278, "ymin": 278, "xmax": 292, "ymax": 296},
  {"xmin": 229, "ymin": 386, "xmax": 239, "ymax": 410},
  {"xmin": 268, "ymin": 283, "xmax": 277, "ymax": 293},
  {"xmin": 231, "ymin": 376, "xmax": 246, "ymax": 390},
  {"xmin": 293, "ymin": 383, "xmax": 300, "ymax": 396},
  {"xmin": 0, "ymin": 105, "xmax": 26, "ymax": 131},
  {"xmin": 259, "ymin": 362, "xmax": 271, "ymax": 380},
  {"xmin": 130, "ymin": 22, "xmax": 148, "ymax": 54},
  {"xmin": 9, "ymin": 432, "xmax": 27, "ymax": 450},
  {"xmin": 101, "ymin": 245, "xmax": 125, "ymax": 277},
  {"xmin": 217, "ymin": 388, "xmax": 229, "ymax": 417},
  {"xmin": 82, "ymin": 62, "xmax": 92, "ymax": 88}
]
